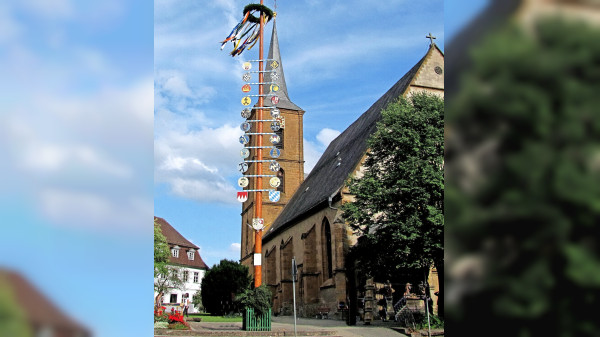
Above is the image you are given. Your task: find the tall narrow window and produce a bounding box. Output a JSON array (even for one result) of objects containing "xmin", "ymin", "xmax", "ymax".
[
  {"xmin": 193, "ymin": 272, "xmax": 199, "ymax": 283},
  {"xmin": 275, "ymin": 129, "xmax": 284, "ymax": 149},
  {"xmin": 277, "ymin": 169, "xmax": 284, "ymax": 193},
  {"xmin": 322, "ymin": 219, "xmax": 333, "ymax": 279},
  {"xmin": 172, "ymin": 246, "xmax": 180, "ymax": 258},
  {"xmin": 183, "ymin": 270, "xmax": 189, "ymax": 282}
]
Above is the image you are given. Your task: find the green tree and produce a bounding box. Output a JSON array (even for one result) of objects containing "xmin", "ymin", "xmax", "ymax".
[
  {"xmin": 235, "ymin": 285, "xmax": 272, "ymax": 316},
  {"xmin": 446, "ymin": 18, "xmax": 600, "ymax": 336},
  {"xmin": 154, "ymin": 219, "xmax": 183, "ymax": 306},
  {"xmin": 0, "ymin": 274, "xmax": 32, "ymax": 337},
  {"xmin": 192, "ymin": 292, "xmax": 204, "ymax": 312},
  {"xmin": 342, "ymin": 93, "xmax": 444, "ymax": 303},
  {"xmin": 201, "ymin": 259, "xmax": 251, "ymax": 315}
]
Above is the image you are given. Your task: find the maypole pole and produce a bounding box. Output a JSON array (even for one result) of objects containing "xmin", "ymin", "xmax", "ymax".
[{"xmin": 254, "ymin": 0, "xmax": 265, "ymax": 288}]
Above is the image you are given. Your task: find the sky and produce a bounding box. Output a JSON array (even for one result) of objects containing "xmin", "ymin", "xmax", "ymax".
[
  {"xmin": 154, "ymin": 0, "xmax": 447, "ymax": 269},
  {"xmin": 0, "ymin": 0, "xmax": 486, "ymax": 336}
]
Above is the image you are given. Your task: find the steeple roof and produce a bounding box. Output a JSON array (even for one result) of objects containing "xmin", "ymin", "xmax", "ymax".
[{"xmin": 263, "ymin": 21, "xmax": 302, "ymax": 111}]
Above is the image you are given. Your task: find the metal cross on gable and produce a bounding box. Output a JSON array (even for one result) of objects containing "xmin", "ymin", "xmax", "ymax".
[{"xmin": 426, "ymin": 32, "xmax": 436, "ymax": 45}]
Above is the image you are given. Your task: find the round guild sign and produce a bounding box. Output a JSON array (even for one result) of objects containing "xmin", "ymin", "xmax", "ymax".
[
  {"xmin": 239, "ymin": 135, "xmax": 249, "ymax": 145},
  {"xmin": 270, "ymin": 121, "xmax": 281, "ymax": 132},
  {"xmin": 238, "ymin": 177, "xmax": 249, "ymax": 188},
  {"xmin": 269, "ymin": 177, "xmax": 281, "ymax": 188},
  {"xmin": 240, "ymin": 122, "xmax": 251, "ymax": 132},
  {"xmin": 270, "ymin": 60, "xmax": 279, "ymax": 69},
  {"xmin": 271, "ymin": 96, "xmax": 279, "ymax": 105},
  {"xmin": 270, "ymin": 148, "xmax": 281, "ymax": 158},
  {"xmin": 240, "ymin": 148, "xmax": 250, "ymax": 159},
  {"xmin": 270, "ymin": 84, "xmax": 279, "ymax": 92},
  {"xmin": 242, "ymin": 84, "xmax": 251, "ymax": 92},
  {"xmin": 243, "ymin": 72, "xmax": 251, "ymax": 82},
  {"xmin": 241, "ymin": 108, "xmax": 251, "ymax": 119},
  {"xmin": 269, "ymin": 161, "xmax": 280, "ymax": 172},
  {"xmin": 238, "ymin": 162, "xmax": 248, "ymax": 173},
  {"xmin": 270, "ymin": 134, "xmax": 280, "ymax": 145},
  {"xmin": 270, "ymin": 72, "xmax": 279, "ymax": 81},
  {"xmin": 241, "ymin": 96, "xmax": 251, "ymax": 106},
  {"xmin": 270, "ymin": 108, "xmax": 280, "ymax": 118},
  {"xmin": 242, "ymin": 62, "xmax": 252, "ymax": 70}
]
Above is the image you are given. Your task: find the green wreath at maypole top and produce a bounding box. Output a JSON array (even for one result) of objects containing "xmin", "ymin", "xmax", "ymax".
[{"xmin": 220, "ymin": 4, "xmax": 274, "ymax": 57}]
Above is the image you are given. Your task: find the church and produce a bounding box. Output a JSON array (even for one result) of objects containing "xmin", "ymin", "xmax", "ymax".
[{"xmin": 240, "ymin": 22, "xmax": 443, "ymax": 319}]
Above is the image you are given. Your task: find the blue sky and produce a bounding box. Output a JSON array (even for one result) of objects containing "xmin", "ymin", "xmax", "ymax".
[
  {"xmin": 0, "ymin": 1, "xmax": 487, "ymax": 336},
  {"xmin": 154, "ymin": 0, "xmax": 447, "ymax": 269}
]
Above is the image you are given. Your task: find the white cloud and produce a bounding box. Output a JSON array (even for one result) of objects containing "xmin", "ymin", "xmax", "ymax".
[
  {"xmin": 316, "ymin": 128, "xmax": 341, "ymax": 147},
  {"xmin": 229, "ymin": 242, "xmax": 241, "ymax": 253}
]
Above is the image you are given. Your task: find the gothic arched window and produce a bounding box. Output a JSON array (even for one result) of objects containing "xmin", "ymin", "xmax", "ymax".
[
  {"xmin": 322, "ymin": 218, "xmax": 333, "ymax": 279},
  {"xmin": 277, "ymin": 169, "xmax": 284, "ymax": 193}
]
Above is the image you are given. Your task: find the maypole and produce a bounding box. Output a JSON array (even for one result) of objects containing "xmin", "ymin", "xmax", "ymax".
[{"xmin": 221, "ymin": 2, "xmax": 279, "ymax": 289}]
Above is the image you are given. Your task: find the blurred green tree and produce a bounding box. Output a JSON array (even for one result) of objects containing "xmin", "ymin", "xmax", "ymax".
[
  {"xmin": 201, "ymin": 259, "xmax": 251, "ymax": 315},
  {"xmin": 0, "ymin": 274, "xmax": 32, "ymax": 337},
  {"xmin": 154, "ymin": 219, "xmax": 183, "ymax": 306}
]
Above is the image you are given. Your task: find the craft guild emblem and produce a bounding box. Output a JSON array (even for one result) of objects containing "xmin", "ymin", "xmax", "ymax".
[
  {"xmin": 240, "ymin": 148, "xmax": 250, "ymax": 159},
  {"xmin": 270, "ymin": 108, "xmax": 280, "ymax": 119},
  {"xmin": 270, "ymin": 121, "xmax": 281, "ymax": 132},
  {"xmin": 241, "ymin": 108, "xmax": 252, "ymax": 119},
  {"xmin": 269, "ymin": 177, "xmax": 280, "ymax": 188},
  {"xmin": 238, "ymin": 162, "xmax": 248, "ymax": 173},
  {"xmin": 269, "ymin": 161, "xmax": 280, "ymax": 172},
  {"xmin": 269, "ymin": 190, "xmax": 281, "ymax": 202},
  {"xmin": 243, "ymin": 72, "xmax": 251, "ymax": 82},
  {"xmin": 242, "ymin": 62, "xmax": 252, "ymax": 70},
  {"xmin": 270, "ymin": 134, "xmax": 280, "ymax": 145},
  {"xmin": 241, "ymin": 96, "xmax": 251, "ymax": 106},
  {"xmin": 238, "ymin": 177, "xmax": 249, "ymax": 188},
  {"xmin": 270, "ymin": 60, "xmax": 279, "ymax": 69},
  {"xmin": 252, "ymin": 218, "xmax": 265, "ymax": 230},
  {"xmin": 237, "ymin": 191, "xmax": 248, "ymax": 202},
  {"xmin": 270, "ymin": 147, "xmax": 280, "ymax": 158},
  {"xmin": 270, "ymin": 84, "xmax": 279, "ymax": 93},
  {"xmin": 270, "ymin": 72, "xmax": 279, "ymax": 81},
  {"xmin": 242, "ymin": 84, "xmax": 251, "ymax": 92},
  {"xmin": 239, "ymin": 135, "xmax": 249, "ymax": 145},
  {"xmin": 240, "ymin": 122, "xmax": 251, "ymax": 132}
]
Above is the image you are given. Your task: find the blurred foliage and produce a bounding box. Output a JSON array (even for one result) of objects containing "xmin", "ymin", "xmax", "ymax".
[
  {"xmin": 154, "ymin": 219, "xmax": 184, "ymax": 305},
  {"xmin": 0, "ymin": 275, "xmax": 32, "ymax": 337},
  {"xmin": 446, "ymin": 16, "xmax": 600, "ymax": 336},
  {"xmin": 200, "ymin": 259, "xmax": 251, "ymax": 315}
]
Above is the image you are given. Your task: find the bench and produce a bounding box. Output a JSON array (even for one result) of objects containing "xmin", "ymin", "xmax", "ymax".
[{"xmin": 316, "ymin": 306, "xmax": 330, "ymax": 319}]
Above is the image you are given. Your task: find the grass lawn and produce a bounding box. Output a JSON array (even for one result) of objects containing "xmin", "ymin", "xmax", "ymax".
[{"xmin": 187, "ymin": 313, "xmax": 242, "ymax": 322}]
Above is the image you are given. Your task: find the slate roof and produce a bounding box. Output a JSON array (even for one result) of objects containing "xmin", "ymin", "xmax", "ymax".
[
  {"xmin": 0, "ymin": 269, "xmax": 90, "ymax": 336},
  {"xmin": 264, "ymin": 45, "xmax": 440, "ymax": 241},
  {"xmin": 154, "ymin": 216, "xmax": 208, "ymax": 269}
]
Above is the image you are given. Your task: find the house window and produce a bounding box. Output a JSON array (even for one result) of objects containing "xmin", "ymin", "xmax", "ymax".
[
  {"xmin": 187, "ymin": 250, "xmax": 195, "ymax": 260},
  {"xmin": 194, "ymin": 272, "xmax": 199, "ymax": 283},
  {"xmin": 170, "ymin": 294, "xmax": 177, "ymax": 303},
  {"xmin": 172, "ymin": 246, "xmax": 180, "ymax": 258},
  {"xmin": 183, "ymin": 270, "xmax": 189, "ymax": 282}
]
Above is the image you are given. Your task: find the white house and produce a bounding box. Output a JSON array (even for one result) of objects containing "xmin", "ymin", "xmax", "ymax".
[{"xmin": 154, "ymin": 216, "xmax": 208, "ymax": 314}]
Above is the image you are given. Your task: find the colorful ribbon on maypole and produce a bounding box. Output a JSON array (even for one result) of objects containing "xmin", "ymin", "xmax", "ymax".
[{"xmin": 220, "ymin": 4, "xmax": 274, "ymax": 57}]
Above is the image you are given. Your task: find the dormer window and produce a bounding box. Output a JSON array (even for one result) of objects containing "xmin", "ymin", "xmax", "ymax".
[
  {"xmin": 187, "ymin": 249, "xmax": 195, "ymax": 260},
  {"xmin": 171, "ymin": 245, "xmax": 180, "ymax": 258}
]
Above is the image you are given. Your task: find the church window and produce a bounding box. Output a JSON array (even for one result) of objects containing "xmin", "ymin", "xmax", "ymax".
[
  {"xmin": 277, "ymin": 169, "xmax": 284, "ymax": 193},
  {"xmin": 183, "ymin": 270, "xmax": 189, "ymax": 282},
  {"xmin": 434, "ymin": 66, "xmax": 443, "ymax": 75},
  {"xmin": 172, "ymin": 246, "xmax": 180, "ymax": 258},
  {"xmin": 322, "ymin": 219, "xmax": 333, "ymax": 279},
  {"xmin": 275, "ymin": 129, "xmax": 284, "ymax": 149}
]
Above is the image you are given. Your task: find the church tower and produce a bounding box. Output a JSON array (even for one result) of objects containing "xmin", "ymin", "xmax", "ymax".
[{"xmin": 240, "ymin": 21, "xmax": 305, "ymax": 272}]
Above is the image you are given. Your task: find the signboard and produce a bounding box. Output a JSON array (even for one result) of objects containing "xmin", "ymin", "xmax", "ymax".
[
  {"xmin": 270, "ymin": 108, "xmax": 280, "ymax": 119},
  {"xmin": 239, "ymin": 135, "xmax": 249, "ymax": 145},
  {"xmin": 243, "ymin": 72, "xmax": 251, "ymax": 82},
  {"xmin": 270, "ymin": 121, "xmax": 281, "ymax": 132},
  {"xmin": 270, "ymin": 72, "xmax": 279, "ymax": 81},
  {"xmin": 277, "ymin": 116, "xmax": 285, "ymax": 129},
  {"xmin": 242, "ymin": 62, "xmax": 252, "ymax": 70},
  {"xmin": 240, "ymin": 148, "xmax": 250, "ymax": 159},
  {"xmin": 270, "ymin": 84, "xmax": 279, "ymax": 92},
  {"xmin": 242, "ymin": 84, "xmax": 251, "ymax": 92},
  {"xmin": 252, "ymin": 218, "xmax": 265, "ymax": 230},
  {"xmin": 270, "ymin": 134, "xmax": 280, "ymax": 145},
  {"xmin": 269, "ymin": 190, "xmax": 280, "ymax": 202},
  {"xmin": 238, "ymin": 162, "xmax": 248, "ymax": 173},
  {"xmin": 237, "ymin": 191, "xmax": 248, "ymax": 202},
  {"xmin": 270, "ymin": 148, "xmax": 281, "ymax": 158},
  {"xmin": 271, "ymin": 96, "xmax": 279, "ymax": 105},
  {"xmin": 241, "ymin": 96, "xmax": 251, "ymax": 106},
  {"xmin": 238, "ymin": 177, "xmax": 249, "ymax": 188},
  {"xmin": 269, "ymin": 161, "xmax": 280, "ymax": 172},
  {"xmin": 240, "ymin": 122, "xmax": 251, "ymax": 132},
  {"xmin": 269, "ymin": 177, "xmax": 281, "ymax": 188},
  {"xmin": 270, "ymin": 60, "xmax": 279, "ymax": 69},
  {"xmin": 241, "ymin": 108, "xmax": 251, "ymax": 119}
]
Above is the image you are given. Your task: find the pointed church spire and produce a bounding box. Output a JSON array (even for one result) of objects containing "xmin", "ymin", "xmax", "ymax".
[{"xmin": 264, "ymin": 20, "xmax": 302, "ymax": 111}]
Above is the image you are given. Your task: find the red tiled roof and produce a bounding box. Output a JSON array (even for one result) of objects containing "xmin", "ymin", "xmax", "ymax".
[
  {"xmin": 154, "ymin": 216, "xmax": 209, "ymax": 270},
  {"xmin": 0, "ymin": 269, "xmax": 90, "ymax": 337}
]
